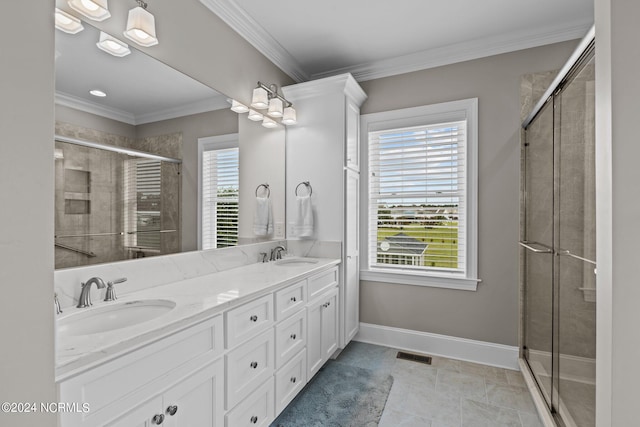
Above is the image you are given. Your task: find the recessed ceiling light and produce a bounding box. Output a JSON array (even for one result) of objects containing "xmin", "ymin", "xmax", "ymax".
[
  {"xmin": 89, "ymin": 89, "xmax": 107, "ymax": 97},
  {"xmin": 54, "ymin": 8, "xmax": 84, "ymax": 34},
  {"xmin": 96, "ymin": 31, "xmax": 131, "ymax": 57}
]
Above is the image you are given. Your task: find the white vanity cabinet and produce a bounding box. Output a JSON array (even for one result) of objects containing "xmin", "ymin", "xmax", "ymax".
[{"xmin": 307, "ymin": 286, "xmax": 339, "ymax": 379}]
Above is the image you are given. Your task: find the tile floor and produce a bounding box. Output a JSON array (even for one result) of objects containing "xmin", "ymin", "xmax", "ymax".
[{"xmin": 336, "ymin": 342, "xmax": 544, "ymax": 427}]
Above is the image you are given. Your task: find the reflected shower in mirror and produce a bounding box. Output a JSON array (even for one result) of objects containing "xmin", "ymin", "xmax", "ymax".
[{"xmin": 54, "ymin": 19, "xmax": 285, "ymax": 269}]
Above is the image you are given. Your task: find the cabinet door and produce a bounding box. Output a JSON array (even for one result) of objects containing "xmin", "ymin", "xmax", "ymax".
[
  {"xmin": 306, "ymin": 300, "xmax": 323, "ymax": 379},
  {"xmin": 163, "ymin": 359, "xmax": 224, "ymax": 427},
  {"xmin": 344, "ymin": 169, "xmax": 360, "ymax": 344},
  {"xmin": 345, "ymin": 100, "xmax": 360, "ymax": 171},
  {"xmin": 321, "ymin": 288, "xmax": 339, "ymax": 361},
  {"xmin": 106, "ymin": 396, "xmax": 163, "ymax": 427}
]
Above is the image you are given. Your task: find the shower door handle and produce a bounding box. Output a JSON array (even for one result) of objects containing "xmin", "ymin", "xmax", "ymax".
[{"xmin": 518, "ymin": 241, "xmax": 553, "ymax": 254}]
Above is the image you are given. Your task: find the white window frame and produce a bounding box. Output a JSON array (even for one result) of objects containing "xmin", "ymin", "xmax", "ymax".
[
  {"xmin": 197, "ymin": 133, "xmax": 239, "ymax": 250},
  {"xmin": 360, "ymin": 99, "xmax": 479, "ymax": 291}
]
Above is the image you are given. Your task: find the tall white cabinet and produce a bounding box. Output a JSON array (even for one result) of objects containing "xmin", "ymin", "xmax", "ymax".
[{"xmin": 283, "ymin": 74, "xmax": 367, "ymax": 347}]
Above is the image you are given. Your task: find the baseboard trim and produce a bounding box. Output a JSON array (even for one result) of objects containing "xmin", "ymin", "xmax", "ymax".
[{"xmin": 354, "ymin": 322, "xmax": 519, "ymax": 370}]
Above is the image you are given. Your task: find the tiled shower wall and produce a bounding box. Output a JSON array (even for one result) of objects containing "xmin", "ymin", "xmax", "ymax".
[{"xmin": 54, "ymin": 121, "xmax": 182, "ymax": 269}]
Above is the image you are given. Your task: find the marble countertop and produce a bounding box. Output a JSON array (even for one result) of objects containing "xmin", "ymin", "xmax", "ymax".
[{"xmin": 55, "ymin": 257, "xmax": 340, "ymax": 381}]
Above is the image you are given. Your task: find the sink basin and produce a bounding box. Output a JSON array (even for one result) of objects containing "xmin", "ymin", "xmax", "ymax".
[
  {"xmin": 275, "ymin": 258, "xmax": 319, "ymax": 266},
  {"xmin": 58, "ymin": 299, "xmax": 176, "ymax": 336}
]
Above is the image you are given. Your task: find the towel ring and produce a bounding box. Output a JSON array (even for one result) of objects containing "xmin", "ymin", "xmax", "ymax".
[
  {"xmin": 295, "ymin": 181, "xmax": 312, "ymax": 197},
  {"xmin": 255, "ymin": 183, "xmax": 270, "ymax": 198}
]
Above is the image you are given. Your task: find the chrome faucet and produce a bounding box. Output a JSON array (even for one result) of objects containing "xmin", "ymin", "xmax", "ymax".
[
  {"xmin": 104, "ymin": 278, "xmax": 127, "ymax": 302},
  {"xmin": 270, "ymin": 245, "xmax": 286, "ymax": 261},
  {"xmin": 77, "ymin": 277, "xmax": 106, "ymax": 308}
]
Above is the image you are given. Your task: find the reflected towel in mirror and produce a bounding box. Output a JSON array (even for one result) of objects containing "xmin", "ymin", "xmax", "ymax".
[{"xmin": 253, "ymin": 196, "xmax": 273, "ymax": 236}]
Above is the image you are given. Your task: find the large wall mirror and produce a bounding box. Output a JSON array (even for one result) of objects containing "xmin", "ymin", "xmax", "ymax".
[{"xmin": 54, "ymin": 20, "xmax": 285, "ymax": 269}]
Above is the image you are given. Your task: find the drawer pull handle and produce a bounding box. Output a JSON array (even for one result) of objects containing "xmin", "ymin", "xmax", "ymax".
[
  {"xmin": 250, "ymin": 315, "xmax": 258, "ymax": 322},
  {"xmin": 152, "ymin": 414, "xmax": 164, "ymax": 425},
  {"xmin": 166, "ymin": 405, "xmax": 178, "ymax": 416},
  {"xmin": 290, "ymin": 376, "xmax": 297, "ymax": 383},
  {"xmin": 290, "ymin": 296, "xmax": 297, "ymax": 302},
  {"xmin": 290, "ymin": 333, "xmax": 297, "ymax": 340},
  {"xmin": 250, "ymin": 361, "xmax": 258, "ymax": 369},
  {"xmin": 250, "ymin": 415, "xmax": 258, "ymax": 424}
]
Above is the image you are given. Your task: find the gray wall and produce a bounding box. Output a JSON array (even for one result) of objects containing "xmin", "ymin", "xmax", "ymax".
[
  {"xmin": 56, "ymin": 104, "xmax": 137, "ymax": 139},
  {"xmin": 0, "ymin": 2, "xmax": 57, "ymax": 426},
  {"xmin": 358, "ymin": 40, "xmax": 579, "ymax": 346},
  {"xmin": 595, "ymin": 0, "xmax": 640, "ymax": 424}
]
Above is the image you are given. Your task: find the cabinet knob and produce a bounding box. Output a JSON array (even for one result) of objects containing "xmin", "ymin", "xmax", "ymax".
[
  {"xmin": 250, "ymin": 415, "xmax": 258, "ymax": 424},
  {"xmin": 290, "ymin": 376, "xmax": 297, "ymax": 383},
  {"xmin": 290, "ymin": 296, "xmax": 297, "ymax": 302},
  {"xmin": 290, "ymin": 333, "xmax": 297, "ymax": 340},
  {"xmin": 326, "ymin": 301, "xmax": 331, "ymax": 307},
  {"xmin": 166, "ymin": 405, "xmax": 178, "ymax": 416},
  {"xmin": 152, "ymin": 414, "xmax": 164, "ymax": 425},
  {"xmin": 250, "ymin": 315, "xmax": 258, "ymax": 322},
  {"xmin": 250, "ymin": 361, "xmax": 258, "ymax": 369}
]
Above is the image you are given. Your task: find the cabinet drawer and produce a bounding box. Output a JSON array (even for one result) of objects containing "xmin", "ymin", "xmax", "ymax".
[
  {"xmin": 275, "ymin": 279, "xmax": 306, "ymax": 321},
  {"xmin": 225, "ymin": 377, "xmax": 274, "ymax": 427},
  {"xmin": 58, "ymin": 316, "xmax": 223, "ymax": 427},
  {"xmin": 275, "ymin": 349, "xmax": 307, "ymax": 414},
  {"xmin": 226, "ymin": 329, "xmax": 274, "ymax": 410},
  {"xmin": 225, "ymin": 294, "xmax": 273, "ymax": 348},
  {"xmin": 275, "ymin": 309, "xmax": 306, "ymax": 369},
  {"xmin": 308, "ymin": 267, "xmax": 338, "ymax": 301}
]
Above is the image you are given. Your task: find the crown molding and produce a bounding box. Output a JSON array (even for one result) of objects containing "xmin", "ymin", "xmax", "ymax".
[
  {"xmin": 199, "ymin": 0, "xmax": 309, "ymax": 83},
  {"xmin": 282, "ymin": 73, "xmax": 367, "ymax": 107},
  {"xmin": 56, "ymin": 92, "xmax": 231, "ymax": 125},
  {"xmin": 311, "ymin": 22, "xmax": 593, "ymax": 82}
]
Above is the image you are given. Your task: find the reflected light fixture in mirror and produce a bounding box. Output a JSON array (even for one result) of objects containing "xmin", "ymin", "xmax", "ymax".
[
  {"xmin": 262, "ymin": 117, "xmax": 277, "ymax": 129},
  {"xmin": 247, "ymin": 109, "xmax": 263, "ymax": 121},
  {"xmin": 124, "ymin": 0, "xmax": 159, "ymax": 47},
  {"xmin": 233, "ymin": 82, "xmax": 297, "ymax": 127},
  {"xmin": 230, "ymin": 100, "xmax": 249, "ymax": 113},
  {"xmin": 68, "ymin": 0, "xmax": 111, "ymax": 22},
  {"xmin": 55, "ymin": 8, "xmax": 84, "ymax": 34},
  {"xmin": 96, "ymin": 31, "xmax": 131, "ymax": 57}
]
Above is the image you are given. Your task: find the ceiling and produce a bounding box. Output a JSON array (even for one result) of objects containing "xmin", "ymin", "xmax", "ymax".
[
  {"xmin": 55, "ymin": 23, "xmax": 226, "ymax": 125},
  {"xmin": 201, "ymin": 0, "xmax": 594, "ymax": 82}
]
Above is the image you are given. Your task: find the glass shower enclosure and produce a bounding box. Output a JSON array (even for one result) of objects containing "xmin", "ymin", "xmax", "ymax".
[{"xmin": 521, "ymin": 38, "xmax": 596, "ymax": 427}]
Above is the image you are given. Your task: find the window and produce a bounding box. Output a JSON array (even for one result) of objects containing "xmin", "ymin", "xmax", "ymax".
[
  {"xmin": 361, "ymin": 99, "xmax": 478, "ymax": 290},
  {"xmin": 198, "ymin": 134, "xmax": 239, "ymax": 250},
  {"xmin": 124, "ymin": 159, "xmax": 162, "ymax": 251}
]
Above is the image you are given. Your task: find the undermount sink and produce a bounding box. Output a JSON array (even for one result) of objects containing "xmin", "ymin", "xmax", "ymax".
[
  {"xmin": 58, "ymin": 299, "xmax": 176, "ymax": 336},
  {"xmin": 275, "ymin": 258, "xmax": 319, "ymax": 266}
]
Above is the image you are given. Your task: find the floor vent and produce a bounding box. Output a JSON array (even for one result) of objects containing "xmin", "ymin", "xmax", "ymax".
[{"xmin": 396, "ymin": 351, "xmax": 432, "ymax": 365}]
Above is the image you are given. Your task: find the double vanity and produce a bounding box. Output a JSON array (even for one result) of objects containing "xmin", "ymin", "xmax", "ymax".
[{"xmin": 55, "ymin": 248, "xmax": 341, "ymax": 427}]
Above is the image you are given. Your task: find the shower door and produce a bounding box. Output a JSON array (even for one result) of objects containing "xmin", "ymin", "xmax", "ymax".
[{"xmin": 522, "ymin": 46, "xmax": 595, "ymax": 427}]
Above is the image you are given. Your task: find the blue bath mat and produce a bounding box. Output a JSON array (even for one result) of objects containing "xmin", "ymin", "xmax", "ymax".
[{"xmin": 270, "ymin": 360, "xmax": 394, "ymax": 427}]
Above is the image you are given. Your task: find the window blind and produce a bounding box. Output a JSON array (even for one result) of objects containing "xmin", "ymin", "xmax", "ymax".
[
  {"xmin": 124, "ymin": 159, "xmax": 162, "ymax": 250},
  {"xmin": 202, "ymin": 147, "xmax": 239, "ymax": 249},
  {"xmin": 368, "ymin": 120, "xmax": 466, "ymax": 274}
]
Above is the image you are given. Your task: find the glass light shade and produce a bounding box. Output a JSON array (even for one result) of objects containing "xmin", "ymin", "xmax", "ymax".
[
  {"xmin": 123, "ymin": 6, "xmax": 158, "ymax": 47},
  {"xmin": 267, "ymin": 97, "xmax": 283, "ymax": 118},
  {"xmin": 262, "ymin": 117, "xmax": 278, "ymax": 128},
  {"xmin": 281, "ymin": 107, "xmax": 297, "ymax": 125},
  {"xmin": 96, "ymin": 31, "xmax": 131, "ymax": 57},
  {"xmin": 55, "ymin": 8, "xmax": 84, "ymax": 34},
  {"xmin": 230, "ymin": 100, "xmax": 249, "ymax": 113},
  {"xmin": 247, "ymin": 109, "xmax": 263, "ymax": 121},
  {"xmin": 251, "ymin": 87, "xmax": 269, "ymax": 109},
  {"xmin": 67, "ymin": 0, "xmax": 111, "ymax": 21}
]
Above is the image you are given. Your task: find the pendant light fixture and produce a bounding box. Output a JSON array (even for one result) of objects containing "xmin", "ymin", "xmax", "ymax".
[
  {"xmin": 55, "ymin": 8, "xmax": 84, "ymax": 34},
  {"xmin": 123, "ymin": 0, "xmax": 159, "ymax": 47},
  {"xmin": 96, "ymin": 31, "xmax": 131, "ymax": 57},
  {"xmin": 67, "ymin": 0, "xmax": 111, "ymax": 21},
  {"xmin": 230, "ymin": 82, "xmax": 297, "ymax": 128}
]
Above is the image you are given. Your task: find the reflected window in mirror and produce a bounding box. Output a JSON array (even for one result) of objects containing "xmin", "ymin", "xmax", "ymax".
[{"xmin": 199, "ymin": 134, "xmax": 240, "ymax": 249}]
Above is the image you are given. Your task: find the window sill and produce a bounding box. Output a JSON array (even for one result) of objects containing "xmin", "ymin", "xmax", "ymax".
[{"xmin": 360, "ymin": 269, "xmax": 480, "ymax": 291}]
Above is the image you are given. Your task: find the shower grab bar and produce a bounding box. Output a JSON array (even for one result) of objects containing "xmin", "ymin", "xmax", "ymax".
[
  {"xmin": 55, "ymin": 242, "xmax": 97, "ymax": 258},
  {"xmin": 557, "ymin": 249, "xmax": 596, "ymax": 265},
  {"xmin": 518, "ymin": 241, "xmax": 553, "ymax": 253},
  {"xmin": 55, "ymin": 230, "xmax": 177, "ymax": 239}
]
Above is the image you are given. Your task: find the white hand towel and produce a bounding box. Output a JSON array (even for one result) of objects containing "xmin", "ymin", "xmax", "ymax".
[
  {"xmin": 294, "ymin": 195, "xmax": 313, "ymax": 237},
  {"xmin": 253, "ymin": 197, "xmax": 273, "ymax": 236}
]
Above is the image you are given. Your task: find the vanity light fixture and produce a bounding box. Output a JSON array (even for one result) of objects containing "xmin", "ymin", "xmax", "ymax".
[
  {"xmin": 123, "ymin": 0, "xmax": 158, "ymax": 47},
  {"xmin": 96, "ymin": 31, "xmax": 131, "ymax": 57},
  {"xmin": 262, "ymin": 117, "xmax": 278, "ymax": 129},
  {"xmin": 267, "ymin": 97, "xmax": 283, "ymax": 118},
  {"xmin": 55, "ymin": 8, "xmax": 84, "ymax": 34},
  {"xmin": 247, "ymin": 109, "xmax": 263, "ymax": 121},
  {"xmin": 230, "ymin": 100, "xmax": 249, "ymax": 113},
  {"xmin": 89, "ymin": 89, "xmax": 107, "ymax": 97},
  {"xmin": 251, "ymin": 87, "xmax": 269, "ymax": 110},
  {"xmin": 281, "ymin": 106, "xmax": 297, "ymax": 125},
  {"xmin": 67, "ymin": 0, "xmax": 111, "ymax": 22}
]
